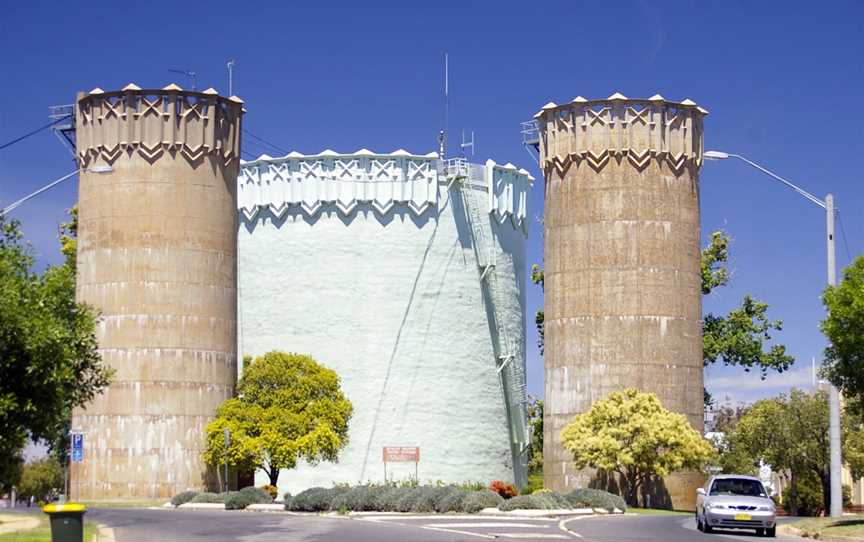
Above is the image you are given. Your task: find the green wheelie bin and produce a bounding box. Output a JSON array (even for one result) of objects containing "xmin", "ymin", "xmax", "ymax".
[{"xmin": 42, "ymin": 503, "xmax": 86, "ymax": 542}]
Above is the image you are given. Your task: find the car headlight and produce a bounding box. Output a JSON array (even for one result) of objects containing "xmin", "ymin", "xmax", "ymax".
[
  {"xmin": 708, "ymin": 503, "xmax": 726, "ymax": 510},
  {"xmin": 757, "ymin": 505, "xmax": 775, "ymax": 512}
]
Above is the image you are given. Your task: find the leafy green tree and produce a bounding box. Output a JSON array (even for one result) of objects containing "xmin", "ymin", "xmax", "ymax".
[
  {"xmin": 526, "ymin": 396, "xmax": 543, "ymax": 471},
  {"xmin": 821, "ymin": 256, "xmax": 864, "ymax": 401},
  {"xmin": 701, "ymin": 232, "xmax": 793, "ymax": 393},
  {"xmin": 728, "ymin": 389, "xmax": 860, "ymax": 515},
  {"xmin": 17, "ymin": 457, "xmax": 64, "ymax": 502},
  {"xmin": 0, "ymin": 213, "xmax": 111, "ymax": 490},
  {"xmin": 532, "ymin": 232, "xmax": 792, "ymax": 405},
  {"xmin": 203, "ymin": 351, "xmax": 353, "ymax": 486},
  {"xmin": 530, "ymin": 264, "xmax": 544, "ymax": 354},
  {"xmin": 560, "ymin": 388, "xmax": 714, "ymax": 506},
  {"xmin": 705, "ymin": 403, "xmax": 758, "ymax": 475}
]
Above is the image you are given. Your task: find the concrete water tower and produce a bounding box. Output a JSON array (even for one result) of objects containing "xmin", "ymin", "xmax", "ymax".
[
  {"xmin": 534, "ymin": 93, "xmax": 707, "ymax": 509},
  {"xmin": 72, "ymin": 84, "xmax": 244, "ymax": 497}
]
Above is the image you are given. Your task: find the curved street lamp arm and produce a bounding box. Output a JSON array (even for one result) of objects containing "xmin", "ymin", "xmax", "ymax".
[{"xmin": 728, "ymin": 154, "xmax": 827, "ymax": 209}]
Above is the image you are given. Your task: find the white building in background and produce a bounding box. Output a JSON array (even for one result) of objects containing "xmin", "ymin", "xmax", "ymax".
[{"xmin": 236, "ymin": 150, "xmax": 533, "ymax": 495}]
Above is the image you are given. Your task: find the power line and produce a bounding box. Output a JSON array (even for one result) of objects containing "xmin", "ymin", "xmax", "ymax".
[
  {"xmin": 837, "ymin": 210, "xmax": 854, "ymax": 264},
  {"xmin": 243, "ymin": 129, "xmax": 289, "ymax": 155},
  {"xmin": 0, "ymin": 115, "xmax": 71, "ymax": 151}
]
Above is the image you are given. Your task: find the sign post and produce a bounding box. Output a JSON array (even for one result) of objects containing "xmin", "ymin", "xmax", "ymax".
[
  {"xmin": 382, "ymin": 446, "xmax": 420, "ymax": 482},
  {"xmin": 71, "ymin": 432, "xmax": 84, "ymax": 502}
]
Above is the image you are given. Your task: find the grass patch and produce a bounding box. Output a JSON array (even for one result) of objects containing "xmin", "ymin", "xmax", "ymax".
[
  {"xmin": 790, "ymin": 515, "xmax": 864, "ymax": 538},
  {"xmin": 0, "ymin": 513, "xmax": 98, "ymax": 541},
  {"xmin": 628, "ymin": 508, "xmax": 691, "ymax": 516}
]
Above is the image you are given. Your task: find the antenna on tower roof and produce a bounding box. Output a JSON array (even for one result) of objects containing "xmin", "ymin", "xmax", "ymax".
[
  {"xmin": 227, "ymin": 59, "xmax": 236, "ymax": 96},
  {"xmin": 168, "ymin": 69, "xmax": 197, "ymax": 91},
  {"xmin": 460, "ymin": 129, "xmax": 475, "ymax": 157},
  {"xmin": 438, "ymin": 52, "xmax": 449, "ymax": 159}
]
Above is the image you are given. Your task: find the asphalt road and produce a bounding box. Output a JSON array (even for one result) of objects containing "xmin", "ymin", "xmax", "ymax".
[
  {"xmin": 7, "ymin": 507, "xmax": 806, "ymax": 542},
  {"xmin": 562, "ymin": 514, "xmax": 800, "ymax": 542}
]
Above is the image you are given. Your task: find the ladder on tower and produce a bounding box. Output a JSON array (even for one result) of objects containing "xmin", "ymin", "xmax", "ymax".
[{"xmin": 444, "ymin": 158, "xmax": 529, "ymax": 466}]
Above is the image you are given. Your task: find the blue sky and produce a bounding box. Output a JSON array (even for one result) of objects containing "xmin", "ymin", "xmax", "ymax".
[{"xmin": 1, "ymin": 1, "xmax": 861, "ymax": 407}]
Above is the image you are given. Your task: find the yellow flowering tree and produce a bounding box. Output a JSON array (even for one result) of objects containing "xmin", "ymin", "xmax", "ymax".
[
  {"xmin": 561, "ymin": 388, "xmax": 714, "ymax": 506},
  {"xmin": 203, "ymin": 351, "xmax": 353, "ymax": 486}
]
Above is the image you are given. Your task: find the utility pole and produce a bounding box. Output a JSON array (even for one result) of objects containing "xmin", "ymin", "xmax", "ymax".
[
  {"xmin": 827, "ymin": 193, "xmax": 843, "ymax": 518},
  {"xmin": 704, "ymin": 151, "xmax": 844, "ymax": 518}
]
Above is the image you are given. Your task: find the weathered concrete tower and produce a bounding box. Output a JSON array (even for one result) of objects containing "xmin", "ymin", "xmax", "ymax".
[
  {"xmin": 536, "ymin": 93, "xmax": 706, "ymax": 509},
  {"xmin": 73, "ymin": 84, "xmax": 244, "ymax": 498}
]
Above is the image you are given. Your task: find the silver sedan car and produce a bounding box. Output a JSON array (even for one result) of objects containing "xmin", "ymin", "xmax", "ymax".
[{"xmin": 696, "ymin": 475, "xmax": 777, "ymax": 537}]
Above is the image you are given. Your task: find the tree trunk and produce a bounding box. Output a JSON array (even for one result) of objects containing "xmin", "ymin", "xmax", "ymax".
[
  {"xmin": 789, "ymin": 471, "xmax": 798, "ymax": 516},
  {"xmin": 622, "ymin": 471, "xmax": 640, "ymax": 507},
  {"xmin": 819, "ymin": 470, "xmax": 831, "ymax": 516},
  {"xmin": 268, "ymin": 467, "xmax": 279, "ymax": 487}
]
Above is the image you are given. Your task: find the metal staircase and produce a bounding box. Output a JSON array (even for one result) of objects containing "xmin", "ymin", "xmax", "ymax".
[{"xmin": 444, "ymin": 158, "xmax": 528, "ymax": 483}]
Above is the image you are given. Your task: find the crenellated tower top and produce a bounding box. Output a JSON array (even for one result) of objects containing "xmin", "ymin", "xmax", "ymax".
[
  {"xmin": 533, "ymin": 93, "xmax": 708, "ymax": 177},
  {"xmin": 75, "ymin": 83, "xmax": 244, "ymax": 168}
]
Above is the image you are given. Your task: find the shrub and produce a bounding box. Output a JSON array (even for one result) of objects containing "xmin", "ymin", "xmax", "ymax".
[
  {"xmin": 239, "ymin": 486, "xmax": 273, "ymax": 504},
  {"xmin": 283, "ymin": 492, "xmax": 292, "ymax": 509},
  {"xmin": 489, "ymin": 480, "xmax": 518, "ymax": 499},
  {"xmin": 260, "ymin": 485, "xmax": 278, "ymax": 500},
  {"xmin": 455, "ymin": 481, "xmax": 486, "ymax": 492},
  {"xmin": 225, "ymin": 491, "xmax": 253, "ymax": 510},
  {"xmin": 329, "ymin": 485, "xmax": 385, "ymax": 512},
  {"xmin": 190, "ymin": 492, "xmax": 225, "ymax": 504},
  {"xmin": 498, "ymin": 492, "xmax": 571, "ymax": 511},
  {"xmin": 288, "ymin": 487, "xmax": 348, "ymax": 512},
  {"xmin": 171, "ymin": 491, "xmax": 199, "ymax": 507},
  {"xmin": 565, "ymin": 488, "xmax": 626, "ymax": 512},
  {"xmin": 407, "ymin": 486, "xmax": 457, "ymax": 513},
  {"xmin": 374, "ymin": 487, "xmax": 413, "ymax": 512},
  {"xmin": 499, "ymin": 495, "xmax": 548, "ymax": 511},
  {"xmin": 436, "ymin": 488, "xmax": 469, "ymax": 513},
  {"xmin": 462, "ymin": 489, "xmax": 504, "ymax": 513}
]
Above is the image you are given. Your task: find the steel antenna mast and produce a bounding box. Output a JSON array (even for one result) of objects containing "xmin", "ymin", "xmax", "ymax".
[
  {"xmin": 168, "ymin": 69, "xmax": 197, "ymax": 91},
  {"xmin": 227, "ymin": 59, "xmax": 236, "ymax": 96}
]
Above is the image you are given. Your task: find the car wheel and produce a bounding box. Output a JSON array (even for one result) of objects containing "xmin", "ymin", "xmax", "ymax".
[
  {"xmin": 756, "ymin": 528, "xmax": 765, "ymax": 536},
  {"xmin": 766, "ymin": 526, "xmax": 776, "ymax": 538},
  {"xmin": 703, "ymin": 521, "xmax": 713, "ymax": 534}
]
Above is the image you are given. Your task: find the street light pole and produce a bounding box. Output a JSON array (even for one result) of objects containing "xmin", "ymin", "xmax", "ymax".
[
  {"xmin": 826, "ymin": 194, "xmax": 843, "ymax": 518},
  {"xmin": 704, "ymin": 151, "xmax": 843, "ymax": 517},
  {"xmin": 0, "ymin": 165, "xmax": 113, "ymax": 216}
]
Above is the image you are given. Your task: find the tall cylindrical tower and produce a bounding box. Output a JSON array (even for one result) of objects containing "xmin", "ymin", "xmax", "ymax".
[
  {"xmin": 236, "ymin": 152, "xmax": 532, "ymax": 493},
  {"xmin": 537, "ymin": 94, "xmax": 706, "ymax": 509},
  {"xmin": 72, "ymin": 84, "xmax": 244, "ymax": 498}
]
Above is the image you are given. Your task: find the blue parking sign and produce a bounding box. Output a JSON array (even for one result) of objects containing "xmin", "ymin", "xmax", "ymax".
[{"xmin": 71, "ymin": 433, "xmax": 84, "ymax": 463}]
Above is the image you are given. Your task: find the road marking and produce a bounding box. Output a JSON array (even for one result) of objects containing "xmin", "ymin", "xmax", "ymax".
[
  {"xmin": 490, "ymin": 534, "xmax": 570, "ymax": 539},
  {"xmin": 420, "ymin": 525, "xmax": 496, "ymax": 539},
  {"xmin": 359, "ymin": 515, "xmax": 557, "ymax": 521},
  {"xmin": 423, "ymin": 522, "xmax": 549, "ymax": 528},
  {"xmin": 558, "ymin": 517, "xmax": 584, "ymax": 538}
]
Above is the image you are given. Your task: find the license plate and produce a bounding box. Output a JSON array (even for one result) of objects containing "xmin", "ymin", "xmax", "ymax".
[{"xmin": 734, "ymin": 513, "xmax": 752, "ymax": 521}]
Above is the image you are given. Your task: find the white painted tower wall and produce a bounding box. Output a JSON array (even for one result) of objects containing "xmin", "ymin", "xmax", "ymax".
[{"xmin": 236, "ymin": 150, "xmax": 532, "ymax": 495}]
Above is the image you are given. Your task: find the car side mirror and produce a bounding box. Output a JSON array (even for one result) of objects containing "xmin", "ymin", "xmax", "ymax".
[{"xmin": 697, "ymin": 488, "xmax": 706, "ymax": 496}]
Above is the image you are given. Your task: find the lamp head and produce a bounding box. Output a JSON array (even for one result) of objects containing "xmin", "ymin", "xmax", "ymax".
[{"xmin": 703, "ymin": 151, "xmax": 730, "ymax": 160}]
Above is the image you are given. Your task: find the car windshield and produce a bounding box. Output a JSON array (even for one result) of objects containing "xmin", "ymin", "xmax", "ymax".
[{"xmin": 710, "ymin": 478, "xmax": 766, "ymax": 497}]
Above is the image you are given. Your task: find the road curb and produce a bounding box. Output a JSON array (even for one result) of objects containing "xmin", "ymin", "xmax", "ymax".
[{"xmin": 780, "ymin": 523, "xmax": 864, "ymax": 542}]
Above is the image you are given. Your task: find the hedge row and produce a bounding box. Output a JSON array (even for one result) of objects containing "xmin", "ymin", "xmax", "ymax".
[
  {"xmin": 282, "ymin": 485, "xmax": 625, "ymax": 513},
  {"xmin": 170, "ymin": 484, "xmax": 626, "ymax": 513},
  {"xmin": 169, "ymin": 486, "xmax": 273, "ymax": 510}
]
